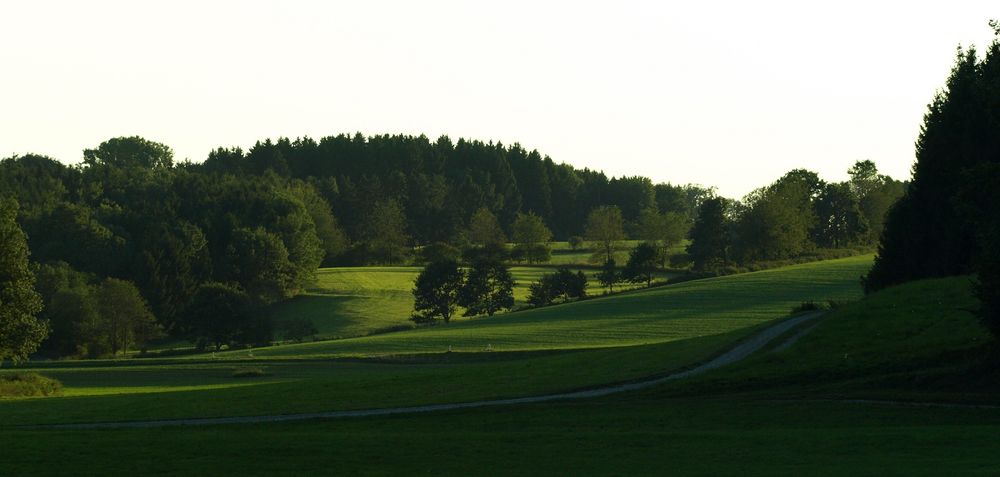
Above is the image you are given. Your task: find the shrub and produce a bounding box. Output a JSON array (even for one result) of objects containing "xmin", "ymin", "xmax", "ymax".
[
  {"xmin": 527, "ymin": 267, "xmax": 588, "ymax": 307},
  {"xmin": 231, "ymin": 367, "xmax": 268, "ymax": 378},
  {"xmin": 0, "ymin": 372, "xmax": 63, "ymax": 398},
  {"xmin": 791, "ymin": 301, "xmax": 822, "ymax": 313}
]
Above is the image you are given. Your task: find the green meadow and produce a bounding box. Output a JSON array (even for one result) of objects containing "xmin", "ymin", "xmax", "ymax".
[
  {"xmin": 4, "ymin": 254, "xmax": 999, "ymax": 475},
  {"xmin": 1, "ymin": 255, "xmax": 868, "ymax": 425},
  {"xmin": 254, "ymin": 255, "xmax": 869, "ymax": 358},
  {"xmin": 267, "ymin": 261, "xmax": 675, "ymax": 341}
]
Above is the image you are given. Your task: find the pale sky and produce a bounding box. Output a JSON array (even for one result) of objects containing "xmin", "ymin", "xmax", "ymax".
[{"xmin": 1, "ymin": 1, "xmax": 997, "ymax": 198}]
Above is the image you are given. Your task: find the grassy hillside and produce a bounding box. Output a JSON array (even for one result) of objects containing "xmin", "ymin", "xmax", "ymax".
[
  {"xmin": 252, "ymin": 255, "xmax": 872, "ymax": 358},
  {"xmin": 4, "ymin": 255, "xmax": 1000, "ymax": 476},
  {"xmin": 268, "ymin": 264, "xmax": 673, "ymax": 340},
  {"xmin": 656, "ymin": 275, "xmax": 996, "ymax": 401},
  {"xmin": 0, "ymin": 255, "xmax": 870, "ymax": 426}
]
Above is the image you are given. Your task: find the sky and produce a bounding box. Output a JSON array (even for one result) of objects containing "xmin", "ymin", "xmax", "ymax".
[{"xmin": 1, "ymin": 1, "xmax": 997, "ymax": 198}]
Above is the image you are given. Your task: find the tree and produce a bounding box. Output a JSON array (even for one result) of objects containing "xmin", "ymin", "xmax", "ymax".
[
  {"xmin": 0, "ymin": 199, "xmax": 47, "ymax": 364},
  {"xmin": 595, "ymin": 258, "xmax": 621, "ymax": 292},
  {"xmin": 412, "ymin": 261, "xmax": 465, "ymax": 323},
  {"xmin": 864, "ymin": 33, "xmax": 997, "ymax": 293},
  {"xmin": 511, "ymin": 212, "xmax": 552, "ymax": 264},
  {"xmin": 637, "ymin": 207, "xmax": 666, "ymax": 242},
  {"xmin": 180, "ymin": 282, "xmax": 252, "ymax": 351},
  {"xmin": 585, "ymin": 206, "xmax": 625, "ymax": 263},
  {"xmin": 288, "ymin": 182, "xmax": 349, "ymax": 265},
  {"xmin": 568, "ymin": 235, "xmax": 585, "ymax": 251},
  {"xmin": 468, "ymin": 207, "xmax": 506, "ymax": 247},
  {"xmin": 732, "ymin": 178, "xmax": 815, "ymax": 262},
  {"xmin": 848, "ymin": 160, "xmax": 882, "ymax": 200},
  {"xmin": 363, "ymin": 200, "xmax": 410, "ymax": 265},
  {"xmin": 32, "ymin": 261, "xmax": 98, "ymax": 357},
  {"xmin": 661, "ymin": 213, "xmax": 691, "ymax": 253},
  {"xmin": 637, "ymin": 207, "xmax": 689, "ymax": 267},
  {"xmin": 83, "ymin": 136, "xmax": 174, "ymax": 170},
  {"xmin": 858, "ymin": 178, "xmax": 906, "ymax": 244},
  {"xmin": 813, "ymin": 182, "xmax": 868, "ymax": 248},
  {"xmin": 623, "ymin": 242, "xmax": 659, "ymax": 287},
  {"xmin": 95, "ymin": 278, "xmax": 161, "ymax": 357},
  {"xmin": 527, "ymin": 267, "xmax": 587, "ymax": 307},
  {"xmin": 420, "ymin": 242, "xmax": 461, "ymax": 264},
  {"xmin": 458, "ymin": 260, "xmax": 515, "ymax": 317},
  {"xmin": 687, "ymin": 198, "xmax": 729, "ymax": 271},
  {"xmin": 224, "ymin": 227, "xmax": 296, "ymax": 304},
  {"xmin": 462, "ymin": 242, "xmax": 509, "ymax": 264}
]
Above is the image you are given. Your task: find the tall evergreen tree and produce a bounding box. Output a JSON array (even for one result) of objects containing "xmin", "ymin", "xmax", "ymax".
[{"xmin": 865, "ymin": 37, "xmax": 997, "ymax": 292}]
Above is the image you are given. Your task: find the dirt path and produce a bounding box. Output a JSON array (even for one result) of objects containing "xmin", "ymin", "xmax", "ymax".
[{"xmin": 33, "ymin": 312, "xmax": 825, "ymax": 429}]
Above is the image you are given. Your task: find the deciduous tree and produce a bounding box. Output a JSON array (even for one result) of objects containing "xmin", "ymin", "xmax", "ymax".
[
  {"xmin": 458, "ymin": 260, "xmax": 515, "ymax": 317},
  {"xmin": 585, "ymin": 206, "xmax": 625, "ymax": 264},
  {"xmin": 95, "ymin": 278, "xmax": 161, "ymax": 357},
  {"xmin": 412, "ymin": 261, "xmax": 464, "ymax": 323},
  {"xmin": 0, "ymin": 199, "xmax": 47, "ymax": 364},
  {"xmin": 511, "ymin": 212, "xmax": 552, "ymax": 264}
]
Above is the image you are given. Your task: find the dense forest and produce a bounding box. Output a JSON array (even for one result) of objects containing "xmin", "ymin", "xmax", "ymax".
[{"xmin": 0, "ymin": 133, "xmax": 903, "ymax": 359}]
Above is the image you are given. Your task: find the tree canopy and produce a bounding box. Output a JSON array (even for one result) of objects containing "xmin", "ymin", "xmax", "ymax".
[{"xmin": 0, "ymin": 199, "xmax": 47, "ymax": 364}]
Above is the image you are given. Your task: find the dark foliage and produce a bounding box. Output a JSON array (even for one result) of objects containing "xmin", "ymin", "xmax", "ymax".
[
  {"xmin": 527, "ymin": 267, "xmax": 588, "ymax": 307},
  {"xmin": 623, "ymin": 242, "xmax": 659, "ymax": 287},
  {"xmin": 595, "ymin": 258, "xmax": 622, "ymax": 292},
  {"xmin": 458, "ymin": 260, "xmax": 515, "ymax": 317},
  {"xmin": 687, "ymin": 198, "xmax": 730, "ymax": 271},
  {"xmin": 864, "ymin": 33, "xmax": 1000, "ymax": 301},
  {"xmin": 412, "ymin": 261, "xmax": 465, "ymax": 323},
  {"xmin": 0, "ymin": 199, "xmax": 47, "ymax": 364},
  {"xmin": 180, "ymin": 283, "xmax": 260, "ymax": 351}
]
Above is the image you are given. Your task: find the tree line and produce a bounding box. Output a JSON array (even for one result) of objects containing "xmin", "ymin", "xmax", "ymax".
[
  {"xmin": 685, "ymin": 162, "xmax": 905, "ymax": 271},
  {"xmin": 864, "ymin": 23, "xmax": 1000, "ymax": 346}
]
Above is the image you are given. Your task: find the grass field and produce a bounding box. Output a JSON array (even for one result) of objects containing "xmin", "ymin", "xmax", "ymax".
[
  {"xmin": 0, "ymin": 255, "xmax": 870, "ymax": 426},
  {"xmin": 654, "ymin": 275, "xmax": 997, "ymax": 402},
  {"xmin": 254, "ymin": 255, "xmax": 871, "ymax": 358},
  {"xmin": 268, "ymin": 264, "xmax": 674, "ymax": 340},
  {"xmin": 5, "ymin": 254, "xmax": 998, "ymax": 475},
  {"xmin": 545, "ymin": 239, "xmax": 687, "ymax": 265},
  {"xmin": 4, "ymin": 398, "xmax": 999, "ymax": 476}
]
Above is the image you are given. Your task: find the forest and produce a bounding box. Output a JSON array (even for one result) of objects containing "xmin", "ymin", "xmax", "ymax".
[{"xmin": 0, "ymin": 134, "xmax": 904, "ymax": 359}]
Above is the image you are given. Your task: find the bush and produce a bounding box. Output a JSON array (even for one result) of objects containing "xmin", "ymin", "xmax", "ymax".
[
  {"xmin": 0, "ymin": 372, "xmax": 63, "ymax": 398},
  {"xmin": 528, "ymin": 267, "xmax": 588, "ymax": 307},
  {"xmin": 231, "ymin": 367, "xmax": 268, "ymax": 378},
  {"xmin": 791, "ymin": 301, "xmax": 822, "ymax": 313}
]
